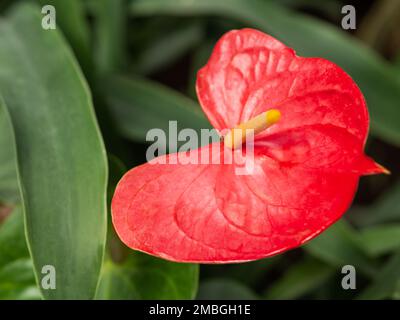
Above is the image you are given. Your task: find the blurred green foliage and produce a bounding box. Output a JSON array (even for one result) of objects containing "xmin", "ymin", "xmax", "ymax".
[{"xmin": 0, "ymin": 0, "xmax": 399, "ymax": 300}]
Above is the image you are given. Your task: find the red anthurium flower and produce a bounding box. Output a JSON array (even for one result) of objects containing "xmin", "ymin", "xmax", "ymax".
[{"xmin": 112, "ymin": 28, "xmax": 387, "ymax": 263}]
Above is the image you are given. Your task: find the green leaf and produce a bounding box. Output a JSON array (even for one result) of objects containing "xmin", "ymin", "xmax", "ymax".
[
  {"xmin": 187, "ymin": 41, "xmax": 214, "ymax": 99},
  {"xmin": 352, "ymin": 182, "xmax": 400, "ymax": 227},
  {"xmin": 96, "ymin": 253, "xmax": 199, "ymax": 300},
  {"xmin": 135, "ymin": 22, "xmax": 205, "ymax": 74},
  {"xmin": 106, "ymin": 75, "xmax": 212, "ymax": 142},
  {"xmin": 358, "ymin": 250, "xmax": 400, "ymax": 300},
  {"xmin": 0, "ymin": 206, "xmax": 40, "ymax": 300},
  {"xmin": 393, "ymin": 279, "xmax": 400, "ymax": 300},
  {"xmin": 36, "ymin": 0, "xmax": 92, "ymax": 76},
  {"xmin": 264, "ymin": 258, "xmax": 335, "ymax": 299},
  {"xmin": 0, "ymin": 3, "xmax": 108, "ymax": 299},
  {"xmin": 0, "ymin": 96, "xmax": 18, "ymax": 205},
  {"xmin": 197, "ymin": 279, "xmax": 258, "ymax": 300},
  {"xmin": 360, "ymin": 224, "xmax": 400, "ymax": 257},
  {"xmin": 0, "ymin": 259, "xmax": 41, "ymax": 300},
  {"xmin": 304, "ymin": 220, "xmax": 376, "ymax": 277},
  {"xmin": 0, "ymin": 206, "xmax": 29, "ymax": 268},
  {"xmin": 0, "ymin": 259, "xmax": 36, "ymax": 291},
  {"xmin": 92, "ymin": 0, "xmax": 127, "ymax": 76},
  {"xmin": 130, "ymin": 0, "xmax": 400, "ymax": 146}
]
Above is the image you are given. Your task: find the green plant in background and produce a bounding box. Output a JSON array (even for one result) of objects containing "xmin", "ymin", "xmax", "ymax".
[{"xmin": 0, "ymin": 0, "xmax": 399, "ymax": 300}]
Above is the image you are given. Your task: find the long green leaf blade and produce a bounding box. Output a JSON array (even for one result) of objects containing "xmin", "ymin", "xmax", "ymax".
[
  {"xmin": 0, "ymin": 3, "xmax": 108, "ymax": 299},
  {"xmin": 92, "ymin": 0, "xmax": 127, "ymax": 77}
]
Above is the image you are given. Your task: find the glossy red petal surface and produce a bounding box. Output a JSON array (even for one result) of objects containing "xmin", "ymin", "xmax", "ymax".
[
  {"xmin": 112, "ymin": 126, "xmax": 382, "ymax": 262},
  {"xmin": 112, "ymin": 28, "xmax": 385, "ymax": 263},
  {"xmin": 196, "ymin": 28, "xmax": 368, "ymax": 144}
]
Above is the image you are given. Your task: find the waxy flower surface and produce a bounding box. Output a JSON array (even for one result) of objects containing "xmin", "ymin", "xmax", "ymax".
[{"xmin": 112, "ymin": 29, "xmax": 386, "ymax": 263}]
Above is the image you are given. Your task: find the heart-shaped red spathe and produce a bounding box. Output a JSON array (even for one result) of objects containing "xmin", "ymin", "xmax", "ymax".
[{"xmin": 112, "ymin": 28, "xmax": 385, "ymax": 263}]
